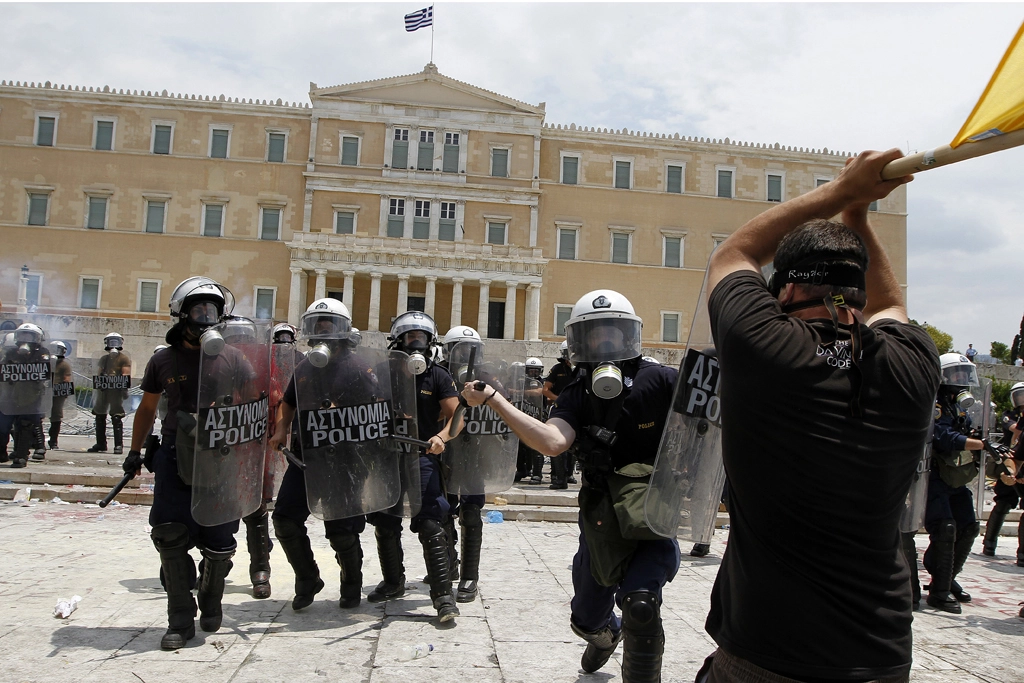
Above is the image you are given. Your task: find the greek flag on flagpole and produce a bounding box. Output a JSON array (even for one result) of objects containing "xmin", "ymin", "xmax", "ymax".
[{"xmin": 405, "ymin": 6, "xmax": 433, "ymax": 32}]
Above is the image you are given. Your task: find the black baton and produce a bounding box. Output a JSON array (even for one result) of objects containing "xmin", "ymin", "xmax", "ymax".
[
  {"xmin": 98, "ymin": 471, "xmax": 135, "ymax": 508},
  {"xmin": 392, "ymin": 434, "xmax": 433, "ymax": 450},
  {"xmin": 278, "ymin": 444, "xmax": 307, "ymax": 470}
]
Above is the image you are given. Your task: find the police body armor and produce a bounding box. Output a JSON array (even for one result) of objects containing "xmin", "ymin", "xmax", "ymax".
[
  {"xmin": 92, "ymin": 349, "xmax": 132, "ymax": 417},
  {"xmin": 445, "ymin": 342, "xmax": 521, "ymax": 495},
  {"xmin": 933, "ymin": 389, "xmax": 982, "ymax": 494},
  {"xmin": 190, "ymin": 318, "xmax": 270, "ymax": 526}
]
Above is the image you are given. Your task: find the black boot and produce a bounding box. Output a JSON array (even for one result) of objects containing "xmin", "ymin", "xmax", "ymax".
[
  {"xmin": 31, "ymin": 420, "xmax": 45, "ymax": 460},
  {"xmin": 196, "ymin": 546, "xmax": 234, "ymax": 632},
  {"xmin": 243, "ymin": 507, "xmax": 272, "ymax": 599},
  {"xmin": 151, "ymin": 523, "xmax": 197, "ymax": 650},
  {"xmin": 457, "ymin": 504, "xmax": 482, "ymax": 603},
  {"xmin": 274, "ymin": 516, "xmax": 324, "ymax": 610},
  {"xmin": 567, "ymin": 451, "xmax": 578, "ymax": 484},
  {"xmin": 12, "ymin": 419, "xmax": 31, "ymax": 467},
  {"xmin": 48, "ymin": 420, "xmax": 60, "ymax": 450},
  {"xmin": 690, "ymin": 543, "xmax": 711, "ymax": 558},
  {"xmin": 984, "ymin": 501, "xmax": 1011, "ymax": 556},
  {"xmin": 1017, "ymin": 515, "xmax": 1024, "ymax": 567},
  {"xmin": 367, "ymin": 525, "xmax": 406, "ymax": 602},
  {"xmin": 530, "ymin": 453, "xmax": 544, "ymax": 483},
  {"xmin": 550, "ymin": 455, "xmax": 568, "ymax": 490},
  {"xmin": 446, "ymin": 514, "xmax": 460, "ymax": 582},
  {"xmin": 419, "ymin": 519, "xmax": 459, "ymax": 622},
  {"xmin": 87, "ymin": 415, "xmax": 108, "ymax": 452},
  {"xmin": 111, "ymin": 415, "xmax": 124, "ymax": 455},
  {"xmin": 621, "ymin": 591, "xmax": 664, "ymax": 683},
  {"xmin": 901, "ymin": 532, "xmax": 921, "ymax": 609},
  {"xmin": 328, "ymin": 531, "xmax": 363, "ymax": 609},
  {"xmin": 924, "ymin": 519, "xmax": 960, "ymax": 613},
  {"xmin": 571, "ymin": 618, "xmax": 623, "ymax": 673},
  {"xmin": 950, "ymin": 521, "xmax": 979, "ymax": 603}
]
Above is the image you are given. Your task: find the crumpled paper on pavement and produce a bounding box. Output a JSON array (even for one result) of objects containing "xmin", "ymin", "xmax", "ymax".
[{"xmin": 53, "ymin": 595, "xmax": 82, "ymax": 619}]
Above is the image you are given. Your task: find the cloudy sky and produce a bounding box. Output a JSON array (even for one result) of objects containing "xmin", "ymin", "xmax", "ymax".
[{"xmin": 4, "ymin": 2, "xmax": 1023, "ymax": 353}]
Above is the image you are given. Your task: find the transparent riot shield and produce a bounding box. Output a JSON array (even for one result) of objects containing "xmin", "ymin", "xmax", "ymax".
[
  {"xmin": 91, "ymin": 349, "xmax": 132, "ymax": 416},
  {"xmin": 386, "ymin": 349, "xmax": 422, "ymax": 517},
  {"xmin": 191, "ymin": 318, "xmax": 270, "ymax": 526},
  {"xmin": 295, "ymin": 346, "xmax": 404, "ymax": 521},
  {"xmin": 265, "ymin": 342, "xmax": 298, "ymax": 501},
  {"xmin": 446, "ymin": 342, "xmax": 521, "ymax": 495},
  {"xmin": 971, "ymin": 377, "xmax": 993, "ymax": 518},
  {"xmin": 900, "ymin": 410, "xmax": 935, "ymax": 533},
  {"xmin": 644, "ymin": 259, "xmax": 725, "ymax": 542},
  {"xmin": 0, "ymin": 352, "xmax": 54, "ymax": 417}
]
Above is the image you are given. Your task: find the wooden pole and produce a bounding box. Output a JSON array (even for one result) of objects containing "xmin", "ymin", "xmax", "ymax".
[{"xmin": 881, "ymin": 128, "xmax": 1024, "ymax": 179}]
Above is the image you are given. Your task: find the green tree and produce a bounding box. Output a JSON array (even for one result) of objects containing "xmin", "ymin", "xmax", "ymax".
[
  {"xmin": 991, "ymin": 379, "xmax": 1013, "ymax": 416},
  {"xmin": 990, "ymin": 342, "xmax": 1011, "ymax": 364},
  {"xmin": 922, "ymin": 324, "xmax": 953, "ymax": 354}
]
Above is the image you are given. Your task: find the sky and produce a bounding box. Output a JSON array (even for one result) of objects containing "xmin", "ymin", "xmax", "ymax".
[{"xmin": 3, "ymin": 2, "xmax": 1023, "ymax": 354}]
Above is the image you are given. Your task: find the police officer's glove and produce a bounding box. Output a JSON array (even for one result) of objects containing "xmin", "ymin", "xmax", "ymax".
[
  {"xmin": 983, "ymin": 439, "xmax": 1012, "ymax": 457},
  {"xmin": 122, "ymin": 450, "xmax": 145, "ymax": 475}
]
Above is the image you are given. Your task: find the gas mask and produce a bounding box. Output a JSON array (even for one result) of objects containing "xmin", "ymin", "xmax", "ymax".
[
  {"xmin": 591, "ymin": 362, "xmax": 623, "ymax": 399},
  {"xmin": 199, "ymin": 329, "xmax": 225, "ymax": 356},
  {"xmin": 108, "ymin": 347, "xmax": 120, "ymax": 356},
  {"xmin": 17, "ymin": 343, "xmax": 34, "ymax": 357},
  {"xmin": 308, "ymin": 343, "xmax": 331, "ymax": 368},
  {"xmin": 955, "ymin": 390, "xmax": 976, "ymax": 411},
  {"xmin": 406, "ymin": 352, "xmax": 428, "ymax": 375}
]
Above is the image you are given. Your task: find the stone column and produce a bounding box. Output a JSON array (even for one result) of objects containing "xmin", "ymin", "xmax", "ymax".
[
  {"xmin": 477, "ymin": 279, "xmax": 491, "ymax": 336},
  {"xmin": 397, "ymin": 274, "xmax": 410, "ymax": 315},
  {"xmin": 424, "ymin": 276, "xmax": 437, "ymax": 318},
  {"xmin": 287, "ymin": 266, "xmax": 304, "ymax": 325},
  {"xmin": 302, "ymin": 189, "xmax": 313, "ymax": 233},
  {"xmin": 451, "ymin": 277, "xmax": 464, "ymax": 327},
  {"xmin": 342, "ymin": 270, "xmax": 355, "ymax": 308},
  {"xmin": 314, "ymin": 268, "xmax": 327, "ymax": 301},
  {"xmin": 504, "ymin": 281, "xmax": 518, "ymax": 340},
  {"xmin": 368, "ymin": 272, "xmax": 382, "ymax": 332},
  {"xmin": 529, "ymin": 205, "xmax": 539, "ymax": 247},
  {"xmin": 527, "ymin": 283, "xmax": 541, "ymax": 341}
]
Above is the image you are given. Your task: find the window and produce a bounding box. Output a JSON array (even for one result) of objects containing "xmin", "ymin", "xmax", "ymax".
[
  {"xmin": 417, "ymin": 130, "xmax": 434, "ymax": 171},
  {"xmin": 487, "ymin": 222, "xmax": 507, "ymax": 245},
  {"xmin": 443, "ymin": 132, "xmax": 460, "ymax": 173},
  {"xmin": 816, "ymin": 177, "xmax": 831, "ymax": 187},
  {"xmin": 209, "ymin": 128, "xmax": 230, "ymax": 159},
  {"xmin": 254, "ymin": 288, "xmax": 275, "ymax": 320},
  {"xmin": 664, "ymin": 236, "xmax": 682, "ymax": 268},
  {"xmin": 267, "ymin": 132, "xmax": 287, "ymax": 163},
  {"xmin": 554, "ymin": 305, "xmax": 573, "ymax": 336},
  {"xmin": 335, "ymin": 211, "xmax": 355, "ymax": 234},
  {"xmin": 260, "ymin": 207, "xmax": 281, "ymax": 240},
  {"xmin": 413, "ymin": 200, "xmax": 430, "ymax": 240},
  {"xmin": 36, "ymin": 115, "xmax": 56, "ymax": 146},
  {"xmin": 27, "ymin": 193, "xmax": 49, "ymax": 226},
  {"xmin": 869, "ymin": 200, "xmax": 879, "ymax": 212},
  {"xmin": 712, "ymin": 235, "xmax": 727, "ymax": 249},
  {"xmin": 717, "ymin": 168, "xmax": 734, "ymax": 198},
  {"xmin": 387, "ymin": 198, "xmax": 405, "ymax": 238},
  {"xmin": 557, "ymin": 228, "xmax": 577, "ymax": 260},
  {"xmin": 203, "ymin": 204, "xmax": 224, "ymax": 237},
  {"xmin": 138, "ymin": 280, "xmax": 160, "ymax": 313},
  {"xmin": 94, "ymin": 119, "xmax": 114, "ymax": 151},
  {"xmin": 153, "ymin": 123, "xmax": 173, "ymax": 154},
  {"xmin": 80, "ymin": 277, "xmax": 101, "ymax": 309},
  {"xmin": 667, "ymin": 164, "xmax": 683, "ymax": 194},
  {"xmin": 87, "ymin": 196, "xmax": 108, "ymax": 230},
  {"xmin": 341, "ymin": 136, "xmax": 359, "ymax": 166},
  {"xmin": 611, "ymin": 232, "xmax": 630, "ymax": 264},
  {"xmin": 145, "ymin": 200, "xmax": 166, "ymax": 233},
  {"xmin": 25, "ymin": 274, "xmax": 41, "ymax": 308},
  {"xmin": 662, "ymin": 313, "xmax": 680, "ymax": 343},
  {"xmin": 491, "ymin": 148, "xmax": 509, "ymax": 177},
  {"xmin": 614, "ymin": 160, "xmax": 632, "ymax": 189},
  {"xmin": 767, "ymin": 173, "xmax": 783, "ymax": 202},
  {"xmin": 392, "ymin": 128, "xmax": 409, "ymax": 169},
  {"xmin": 561, "ymin": 155, "xmax": 579, "ymax": 185},
  {"xmin": 407, "ymin": 296, "xmax": 426, "ymax": 313},
  {"xmin": 439, "ymin": 202, "xmax": 456, "ymax": 241}
]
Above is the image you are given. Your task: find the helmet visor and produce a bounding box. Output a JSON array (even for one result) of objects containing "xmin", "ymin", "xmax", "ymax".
[
  {"xmin": 940, "ymin": 363, "xmax": 979, "ymax": 388},
  {"xmin": 14, "ymin": 329, "xmax": 42, "ymax": 344},
  {"xmin": 188, "ymin": 302, "xmax": 221, "ymax": 325},
  {"xmin": 1012, "ymin": 388, "xmax": 1024, "ymax": 408},
  {"xmin": 301, "ymin": 312, "xmax": 352, "ymax": 340},
  {"xmin": 104, "ymin": 336, "xmax": 123, "ymax": 349},
  {"xmin": 220, "ymin": 319, "xmax": 258, "ymax": 345},
  {"xmin": 391, "ymin": 313, "xmax": 436, "ymax": 341},
  {"xmin": 566, "ymin": 318, "xmax": 642, "ymax": 364}
]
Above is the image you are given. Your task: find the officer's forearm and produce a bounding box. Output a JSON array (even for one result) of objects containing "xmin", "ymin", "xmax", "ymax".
[
  {"xmin": 840, "ymin": 207, "xmax": 906, "ymax": 321},
  {"xmin": 131, "ymin": 403, "xmax": 157, "ymax": 452},
  {"xmin": 484, "ymin": 391, "xmax": 571, "ymax": 456}
]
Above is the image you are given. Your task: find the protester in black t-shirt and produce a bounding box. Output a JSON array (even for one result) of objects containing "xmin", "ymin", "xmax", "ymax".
[{"xmin": 695, "ymin": 150, "xmax": 940, "ymax": 682}]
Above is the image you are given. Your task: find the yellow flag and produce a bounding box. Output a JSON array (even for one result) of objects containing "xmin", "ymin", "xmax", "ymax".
[{"xmin": 952, "ymin": 21, "xmax": 1024, "ymax": 147}]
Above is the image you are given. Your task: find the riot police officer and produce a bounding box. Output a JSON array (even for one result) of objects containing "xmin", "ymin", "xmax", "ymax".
[
  {"xmin": 366, "ymin": 311, "xmax": 461, "ymax": 623},
  {"xmin": 544, "ymin": 342, "xmax": 577, "ymax": 488},
  {"xmin": 47, "ymin": 341, "xmax": 73, "ymax": 451},
  {"xmin": 983, "ymin": 382, "xmax": 1024, "ymax": 560},
  {"xmin": 122, "ymin": 277, "xmax": 242, "ymax": 650},
  {"xmin": 1, "ymin": 324, "xmax": 53, "ymax": 469},
  {"xmin": 461, "ymin": 290, "xmax": 681, "ymax": 683},
  {"xmin": 88, "ymin": 332, "xmax": 132, "ymax": 455}
]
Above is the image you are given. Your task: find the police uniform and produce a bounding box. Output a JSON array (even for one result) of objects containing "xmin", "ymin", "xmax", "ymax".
[
  {"xmin": 982, "ymin": 407, "xmax": 1024, "ymax": 560},
  {"xmin": 545, "ymin": 359, "xmax": 577, "ymax": 488},
  {"xmin": 550, "ymin": 357, "xmax": 681, "ymax": 679},
  {"xmin": 90, "ymin": 349, "xmax": 132, "ymax": 453},
  {"xmin": 47, "ymin": 354, "xmax": 73, "ymax": 450},
  {"xmin": 0, "ymin": 343, "xmax": 51, "ymax": 467}
]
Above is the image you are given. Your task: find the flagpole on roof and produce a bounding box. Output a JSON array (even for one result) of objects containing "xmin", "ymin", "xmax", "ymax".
[{"xmin": 430, "ymin": 9, "xmax": 434, "ymax": 64}]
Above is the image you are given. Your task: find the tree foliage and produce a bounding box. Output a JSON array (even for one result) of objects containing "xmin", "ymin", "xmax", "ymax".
[
  {"xmin": 991, "ymin": 379, "xmax": 1014, "ymax": 415},
  {"xmin": 990, "ymin": 342, "xmax": 1012, "ymax": 364},
  {"xmin": 922, "ymin": 324, "xmax": 953, "ymax": 355}
]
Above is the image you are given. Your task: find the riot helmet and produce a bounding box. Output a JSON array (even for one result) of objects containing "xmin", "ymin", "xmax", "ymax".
[
  {"xmin": 271, "ymin": 322, "xmax": 298, "ymax": 345},
  {"xmin": 525, "ymin": 357, "xmax": 544, "ymax": 380},
  {"xmin": 442, "ymin": 326, "xmax": 483, "ymax": 360},
  {"xmin": 559, "ymin": 340, "xmax": 569, "ymax": 360},
  {"xmin": 168, "ymin": 276, "xmax": 234, "ymax": 339},
  {"xmin": 300, "ymin": 299, "xmax": 352, "ymax": 368},
  {"xmin": 939, "ymin": 353, "xmax": 980, "ymax": 389},
  {"xmin": 390, "ymin": 311, "xmax": 437, "ymax": 375},
  {"xmin": 104, "ymin": 332, "xmax": 124, "ymax": 351},
  {"xmin": 50, "ymin": 341, "xmax": 68, "ymax": 358},
  {"xmin": 565, "ymin": 290, "xmax": 643, "ymax": 364},
  {"xmin": 1011, "ymin": 382, "xmax": 1024, "ymax": 409},
  {"xmin": 14, "ymin": 323, "xmax": 45, "ymax": 357},
  {"xmin": 2, "ymin": 332, "xmax": 15, "ymax": 353},
  {"xmin": 153, "ymin": 344, "xmax": 169, "ymax": 354}
]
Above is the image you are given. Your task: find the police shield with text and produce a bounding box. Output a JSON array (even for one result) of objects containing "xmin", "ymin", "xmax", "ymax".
[
  {"xmin": 0, "ymin": 324, "xmax": 53, "ymax": 469},
  {"xmin": 982, "ymin": 382, "xmax": 1024, "ymax": 560},
  {"xmin": 88, "ymin": 332, "xmax": 132, "ymax": 455},
  {"xmin": 123, "ymin": 276, "xmax": 242, "ymax": 650},
  {"xmin": 459, "ymin": 290, "xmax": 681, "ymax": 683},
  {"xmin": 47, "ymin": 340, "xmax": 74, "ymax": 452}
]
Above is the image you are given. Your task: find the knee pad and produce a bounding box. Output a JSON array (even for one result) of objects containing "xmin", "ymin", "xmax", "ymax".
[
  {"xmin": 199, "ymin": 545, "xmax": 236, "ymax": 563},
  {"xmin": 958, "ymin": 521, "xmax": 981, "ymax": 542},
  {"xmin": 151, "ymin": 522, "xmax": 190, "ymax": 549},
  {"xmin": 273, "ymin": 516, "xmax": 308, "ymax": 542},
  {"xmin": 417, "ymin": 518, "xmax": 444, "ymax": 541},
  {"xmin": 929, "ymin": 518, "xmax": 957, "ymax": 542},
  {"xmin": 327, "ymin": 530, "xmax": 360, "ymax": 553},
  {"xmin": 460, "ymin": 505, "xmax": 483, "ymax": 531},
  {"xmin": 622, "ymin": 591, "xmax": 662, "ymax": 636}
]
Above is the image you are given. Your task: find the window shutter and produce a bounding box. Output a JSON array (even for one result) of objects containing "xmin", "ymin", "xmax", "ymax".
[
  {"xmin": 341, "ymin": 137, "xmax": 359, "ymax": 165},
  {"xmin": 767, "ymin": 175, "xmax": 782, "ymax": 202},
  {"xmin": 556, "ymin": 307, "xmax": 571, "ymax": 335},
  {"xmin": 491, "ymin": 149, "xmax": 508, "ymax": 177},
  {"xmin": 438, "ymin": 219, "xmax": 456, "ymax": 241},
  {"xmin": 204, "ymin": 205, "xmax": 223, "ymax": 237},
  {"xmin": 417, "ymin": 142, "xmax": 434, "ymax": 171},
  {"xmin": 210, "ymin": 130, "xmax": 229, "ymax": 158},
  {"xmin": 612, "ymin": 234, "xmax": 629, "ymax": 263},
  {"xmin": 558, "ymin": 230, "xmax": 576, "ymax": 260},
  {"xmin": 667, "ymin": 165, "xmax": 682, "ymax": 193},
  {"xmin": 392, "ymin": 141, "xmax": 409, "ymax": 169},
  {"xmin": 268, "ymin": 133, "xmax": 286, "ymax": 162},
  {"xmin": 717, "ymin": 170, "xmax": 733, "ymax": 198},
  {"xmin": 261, "ymin": 208, "xmax": 280, "ymax": 240},
  {"xmin": 663, "ymin": 314, "xmax": 679, "ymax": 343},
  {"xmin": 487, "ymin": 222, "xmax": 506, "ymax": 245},
  {"xmin": 615, "ymin": 161, "xmax": 631, "ymax": 189},
  {"xmin": 37, "ymin": 117, "xmax": 55, "ymax": 146},
  {"xmin": 28, "ymin": 194, "xmax": 48, "ymax": 226},
  {"xmin": 336, "ymin": 212, "xmax": 354, "ymax": 234},
  {"xmin": 146, "ymin": 201, "xmax": 166, "ymax": 233},
  {"xmin": 154, "ymin": 125, "xmax": 172, "ymax": 154},
  {"xmin": 87, "ymin": 197, "xmax": 107, "ymax": 229},
  {"xmin": 562, "ymin": 157, "xmax": 578, "ymax": 185},
  {"xmin": 81, "ymin": 279, "xmax": 99, "ymax": 309},
  {"xmin": 95, "ymin": 121, "xmax": 114, "ymax": 150},
  {"xmin": 443, "ymin": 144, "xmax": 459, "ymax": 173},
  {"xmin": 139, "ymin": 282, "xmax": 158, "ymax": 312},
  {"xmin": 664, "ymin": 237, "xmax": 681, "ymax": 268},
  {"xmin": 25, "ymin": 276, "xmax": 40, "ymax": 307}
]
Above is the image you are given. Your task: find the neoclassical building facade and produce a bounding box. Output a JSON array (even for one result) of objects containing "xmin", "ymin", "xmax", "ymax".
[{"xmin": 0, "ymin": 65, "xmax": 908, "ymax": 350}]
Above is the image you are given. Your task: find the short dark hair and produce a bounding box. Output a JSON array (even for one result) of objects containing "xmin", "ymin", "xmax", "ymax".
[{"xmin": 774, "ymin": 219, "xmax": 869, "ymax": 309}]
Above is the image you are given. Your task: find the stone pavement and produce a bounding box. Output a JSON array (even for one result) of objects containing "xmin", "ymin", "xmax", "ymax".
[{"xmin": 2, "ymin": 497, "xmax": 1024, "ymax": 683}]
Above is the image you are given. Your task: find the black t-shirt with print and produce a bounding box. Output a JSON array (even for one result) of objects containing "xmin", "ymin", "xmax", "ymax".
[
  {"xmin": 415, "ymin": 363, "xmax": 459, "ymax": 442},
  {"xmin": 140, "ymin": 345, "xmax": 203, "ymax": 438},
  {"xmin": 544, "ymin": 359, "xmax": 575, "ymax": 396},
  {"xmin": 549, "ymin": 359, "xmax": 676, "ymax": 469},
  {"xmin": 705, "ymin": 271, "xmax": 939, "ymax": 681}
]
